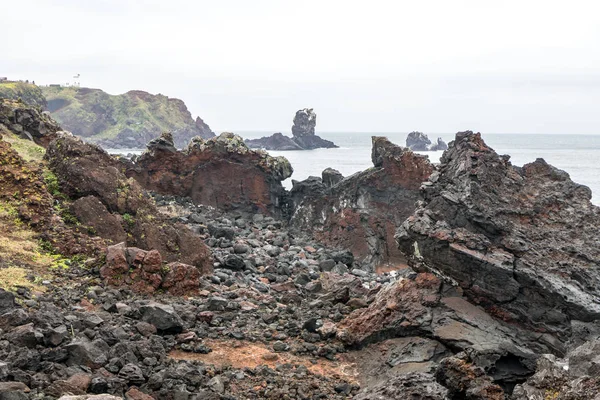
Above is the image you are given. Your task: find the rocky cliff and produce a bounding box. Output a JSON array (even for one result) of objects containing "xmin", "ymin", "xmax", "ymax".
[
  {"xmin": 245, "ymin": 108, "xmax": 338, "ymax": 150},
  {"xmin": 397, "ymin": 131, "xmax": 600, "ymax": 338},
  {"xmin": 406, "ymin": 131, "xmax": 448, "ymax": 151},
  {"xmin": 0, "ymin": 81, "xmax": 47, "ymax": 109},
  {"xmin": 290, "ymin": 137, "xmax": 434, "ymax": 269},
  {"xmin": 123, "ymin": 132, "xmax": 293, "ymax": 217},
  {"xmin": 41, "ymin": 86, "xmax": 215, "ymax": 148}
]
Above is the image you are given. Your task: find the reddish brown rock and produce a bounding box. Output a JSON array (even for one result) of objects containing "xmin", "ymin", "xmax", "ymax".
[
  {"xmin": 125, "ymin": 387, "xmax": 154, "ymax": 400},
  {"xmin": 70, "ymin": 196, "xmax": 127, "ymax": 244},
  {"xmin": 101, "ymin": 243, "xmax": 203, "ymax": 295},
  {"xmin": 45, "ymin": 134, "xmax": 212, "ymax": 270},
  {"xmin": 161, "ymin": 262, "xmax": 201, "ymax": 296},
  {"xmin": 123, "ymin": 132, "xmax": 293, "ymax": 217},
  {"xmin": 290, "ymin": 136, "xmax": 434, "ymax": 269}
]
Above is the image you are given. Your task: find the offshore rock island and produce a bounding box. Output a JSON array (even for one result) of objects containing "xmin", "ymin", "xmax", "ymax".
[
  {"xmin": 245, "ymin": 108, "xmax": 339, "ymax": 150},
  {"xmin": 0, "ymin": 92, "xmax": 599, "ymax": 399}
]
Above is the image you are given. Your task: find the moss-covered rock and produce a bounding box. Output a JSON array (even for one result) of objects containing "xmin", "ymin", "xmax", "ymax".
[
  {"xmin": 41, "ymin": 86, "xmax": 214, "ymax": 148},
  {"xmin": 0, "ymin": 81, "xmax": 47, "ymax": 109}
]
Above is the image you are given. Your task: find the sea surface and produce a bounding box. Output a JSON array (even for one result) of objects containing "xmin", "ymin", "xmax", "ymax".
[
  {"xmin": 240, "ymin": 131, "xmax": 600, "ymax": 205},
  {"xmin": 110, "ymin": 132, "xmax": 600, "ymax": 205}
]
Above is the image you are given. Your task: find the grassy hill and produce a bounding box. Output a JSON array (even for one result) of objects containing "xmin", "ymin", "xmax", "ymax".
[
  {"xmin": 41, "ymin": 86, "xmax": 214, "ymax": 148},
  {"xmin": 0, "ymin": 81, "xmax": 47, "ymax": 109}
]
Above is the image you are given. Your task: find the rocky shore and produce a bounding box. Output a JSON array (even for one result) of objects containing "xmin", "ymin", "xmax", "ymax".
[{"xmin": 0, "ymin": 98, "xmax": 599, "ymax": 399}]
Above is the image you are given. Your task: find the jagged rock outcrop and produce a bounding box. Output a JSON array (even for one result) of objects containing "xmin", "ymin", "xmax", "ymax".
[
  {"xmin": 406, "ymin": 131, "xmax": 448, "ymax": 151},
  {"xmin": 290, "ymin": 137, "xmax": 433, "ymax": 269},
  {"xmin": 45, "ymin": 133, "xmax": 212, "ymax": 270},
  {"xmin": 123, "ymin": 132, "xmax": 293, "ymax": 217},
  {"xmin": 41, "ymin": 86, "xmax": 215, "ymax": 149},
  {"xmin": 0, "ymin": 99, "xmax": 61, "ymax": 147},
  {"xmin": 397, "ymin": 131, "xmax": 600, "ymax": 339},
  {"xmin": 245, "ymin": 108, "xmax": 338, "ymax": 150}
]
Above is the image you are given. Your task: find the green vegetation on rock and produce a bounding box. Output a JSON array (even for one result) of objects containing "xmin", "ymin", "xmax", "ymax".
[
  {"xmin": 0, "ymin": 81, "xmax": 47, "ymax": 109},
  {"xmin": 41, "ymin": 86, "xmax": 214, "ymax": 148}
]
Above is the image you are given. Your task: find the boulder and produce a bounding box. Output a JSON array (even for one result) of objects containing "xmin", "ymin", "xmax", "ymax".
[
  {"xmin": 70, "ymin": 196, "xmax": 127, "ymax": 244},
  {"xmin": 65, "ymin": 339, "xmax": 110, "ymax": 369},
  {"xmin": 290, "ymin": 137, "xmax": 434, "ymax": 269},
  {"xmin": 123, "ymin": 132, "xmax": 293, "ymax": 217},
  {"xmin": 139, "ymin": 302, "xmax": 184, "ymax": 333},
  {"xmin": 397, "ymin": 131, "xmax": 600, "ymax": 338},
  {"xmin": 405, "ymin": 131, "xmax": 448, "ymax": 151}
]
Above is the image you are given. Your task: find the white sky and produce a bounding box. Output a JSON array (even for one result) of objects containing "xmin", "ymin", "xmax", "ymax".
[{"xmin": 3, "ymin": 0, "xmax": 600, "ymax": 133}]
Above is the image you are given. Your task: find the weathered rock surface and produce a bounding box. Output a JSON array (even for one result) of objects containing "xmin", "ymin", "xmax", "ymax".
[
  {"xmin": 406, "ymin": 131, "xmax": 448, "ymax": 151},
  {"xmin": 513, "ymin": 339, "xmax": 600, "ymax": 399},
  {"xmin": 0, "ymin": 81, "xmax": 47, "ymax": 109},
  {"xmin": 290, "ymin": 136, "xmax": 434, "ymax": 269},
  {"xmin": 397, "ymin": 131, "xmax": 600, "ymax": 339},
  {"xmin": 245, "ymin": 108, "xmax": 338, "ymax": 150},
  {"xmin": 101, "ymin": 243, "xmax": 205, "ymax": 295},
  {"xmin": 41, "ymin": 86, "xmax": 215, "ymax": 149},
  {"xmin": 123, "ymin": 132, "xmax": 293, "ymax": 217},
  {"xmin": 0, "ymin": 98, "xmax": 61, "ymax": 147},
  {"xmin": 45, "ymin": 133, "xmax": 212, "ymax": 269}
]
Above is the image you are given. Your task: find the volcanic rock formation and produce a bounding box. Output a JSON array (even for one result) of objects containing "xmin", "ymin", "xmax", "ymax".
[
  {"xmin": 290, "ymin": 137, "xmax": 434, "ymax": 270},
  {"xmin": 397, "ymin": 131, "xmax": 600, "ymax": 338},
  {"xmin": 46, "ymin": 133, "xmax": 212, "ymax": 271},
  {"xmin": 123, "ymin": 132, "xmax": 293, "ymax": 218},
  {"xmin": 406, "ymin": 131, "xmax": 448, "ymax": 151},
  {"xmin": 245, "ymin": 108, "xmax": 338, "ymax": 150}
]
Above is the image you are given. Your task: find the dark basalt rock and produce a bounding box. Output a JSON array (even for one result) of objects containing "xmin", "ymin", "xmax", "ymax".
[
  {"xmin": 123, "ymin": 132, "xmax": 293, "ymax": 218},
  {"xmin": 0, "ymin": 99, "xmax": 62, "ymax": 147},
  {"xmin": 245, "ymin": 132, "xmax": 303, "ymax": 150},
  {"xmin": 406, "ymin": 131, "xmax": 448, "ymax": 151},
  {"xmin": 397, "ymin": 131, "xmax": 600, "ymax": 339},
  {"xmin": 290, "ymin": 137, "xmax": 434, "ymax": 270},
  {"xmin": 245, "ymin": 108, "xmax": 338, "ymax": 150}
]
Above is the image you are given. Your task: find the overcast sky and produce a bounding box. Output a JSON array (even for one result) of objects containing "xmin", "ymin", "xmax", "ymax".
[{"xmin": 3, "ymin": 0, "xmax": 600, "ymax": 133}]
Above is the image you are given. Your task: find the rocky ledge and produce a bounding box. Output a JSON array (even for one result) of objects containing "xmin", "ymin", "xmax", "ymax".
[
  {"xmin": 245, "ymin": 108, "xmax": 338, "ymax": 151},
  {"xmin": 122, "ymin": 132, "xmax": 293, "ymax": 218},
  {"xmin": 406, "ymin": 131, "xmax": 448, "ymax": 151}
]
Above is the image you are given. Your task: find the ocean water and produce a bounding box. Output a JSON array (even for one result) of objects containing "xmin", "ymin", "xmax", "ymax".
[{"xmin": 240, "ymin": 131, "xmax": 600, "ymax": 205}]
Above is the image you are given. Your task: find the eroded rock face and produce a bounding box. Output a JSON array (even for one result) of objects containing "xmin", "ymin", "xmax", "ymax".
[
  {"xmin": 290, "ymin": 137, "xmax": 434, "ymax": 269},
  {"xmin": 397, "ymin": 131, "xmax": 600, "ymax": 339},
  {"xmin": 45, "ymin": 134, "xmax": 212, "ymax": 270},
  {"xmin": 124, "ymin": 132, "xmax": 293, "ymax": 217},
  {"xmin": 245, "ymin": 108, "xmax": 338, "ymax": 150},
  {"xmin": 406, "ymin": 131, "xmax": 448, "ymax": 151},
  {"xmin": 0, "ymin": 99, "xmax": 61, "ymax": 147}
]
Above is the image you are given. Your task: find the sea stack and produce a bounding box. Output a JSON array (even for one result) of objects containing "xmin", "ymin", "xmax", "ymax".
[
  {"xmin": 245, "ymin": 108, "xmax": 338, "ymax": 150},
  {"xmin": 405, "ymin": 131, "xmax": 448, "ymax": 151}
]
